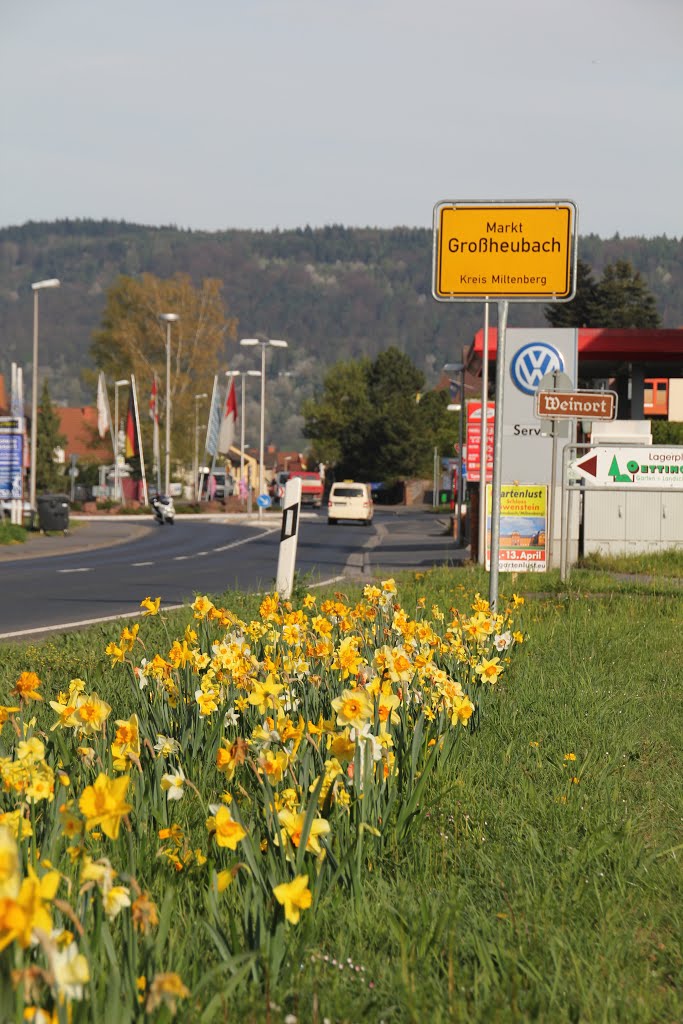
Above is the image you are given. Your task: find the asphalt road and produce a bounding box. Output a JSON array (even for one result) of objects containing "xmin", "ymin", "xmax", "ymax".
[{"xmin": 0, "ymin": 509, "xmax": 465, "ymax": 640}]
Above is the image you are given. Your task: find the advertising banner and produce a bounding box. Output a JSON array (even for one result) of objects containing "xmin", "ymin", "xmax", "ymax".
[
  {"xmin": 486, "ymin": 484, "xmax": 547, "ymax": 572},
  {"xmin": 466, "ymin": 401, "xmax": 495, "ymax": 483},
  {"xmin": 0, "ymin": 417, "xmax": 24, "ymax": 500}
]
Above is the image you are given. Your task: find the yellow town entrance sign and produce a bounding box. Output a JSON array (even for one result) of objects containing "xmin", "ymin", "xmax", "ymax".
[{"xmin": 432, "ymin": 201, "xmax": 577, "ymax": 302}]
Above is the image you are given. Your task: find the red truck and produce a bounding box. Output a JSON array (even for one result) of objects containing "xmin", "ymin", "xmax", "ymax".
[{"xmin": 271, "ymin": 470, "xmax": 324, "ymax": 508}]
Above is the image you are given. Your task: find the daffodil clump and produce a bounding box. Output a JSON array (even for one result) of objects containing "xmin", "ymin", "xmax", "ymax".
[{"xmin": 0, "ymin": 581, "xmax": 524, "ymax": 1018}]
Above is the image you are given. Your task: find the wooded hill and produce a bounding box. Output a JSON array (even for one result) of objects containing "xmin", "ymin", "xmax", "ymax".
[{"xmin": 1, "ymin": 220, "xmax": 682, "ymax": 416}]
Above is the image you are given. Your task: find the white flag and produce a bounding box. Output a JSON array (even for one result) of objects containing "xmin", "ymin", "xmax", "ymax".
[
  {"xmin": 10, "ymin": 363, "xmax": 24, "ymax": 418},
  {"xmin": 97, "ymin": 372, "xmax": 111, "ymax": 439},
  {"xmin": 217, "ymin": 377, "xmax": 238, "ymax": 455}
]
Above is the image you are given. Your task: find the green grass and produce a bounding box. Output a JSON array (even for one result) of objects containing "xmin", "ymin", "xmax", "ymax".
[
  {"xmin": 578, "ymin": 546, "xmax": 683, "ymax": 578},
  {"xmin": 0, "ymin": 520, "xmax": 27, "ymax": 545},
  {"xmin": 1, "ymin": 565, "xmax": 681, "ymax": 1023}
]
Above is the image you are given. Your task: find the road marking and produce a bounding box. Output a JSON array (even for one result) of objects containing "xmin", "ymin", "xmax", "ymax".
[
  {"xmin": 58, "ymin": 568, "xmax": 91, "ymax": 574},
  {"xmin": 132, "ymin": 561, "xmax": 154, "ymax": 567},
  {"xmin": 173, "ymin": 555, "xmax": 190, "ymax": 561},
  {"xmin": 0, "ymin": 604, "xmax": 186, "ymax": 640},
  {"xmin": 213, "ymin": 528, "xmax": 278, "ymax": 553}
]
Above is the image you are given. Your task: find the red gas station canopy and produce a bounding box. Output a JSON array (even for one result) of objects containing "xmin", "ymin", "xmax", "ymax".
[{"xmin": 470, "ymin": 327, "xmax": 683, "ymax": 366}]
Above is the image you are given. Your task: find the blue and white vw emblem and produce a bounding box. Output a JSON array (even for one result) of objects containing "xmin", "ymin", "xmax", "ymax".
[{"xmin": 510, "ymin": 342, "xmax": 564, "ymax": 396}]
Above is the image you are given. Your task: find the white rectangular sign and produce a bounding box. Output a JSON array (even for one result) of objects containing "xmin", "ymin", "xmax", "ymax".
[{"xmin": 571, "ymin": 447, "xmax": 683, "ymax": 489}]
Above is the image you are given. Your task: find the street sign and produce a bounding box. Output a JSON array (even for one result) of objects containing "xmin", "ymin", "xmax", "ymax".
[
  {"xmin": 536, "ymin": 389, "xmax": 617, "ymax": 421},
  {"xmin": 571, "ymin": 447, "xmax": 683, "ymax": 488},
  {"xmin": 257, "ymin": 493, "xmax": 272, "ymax": 508},
  {"xmin": 432, "ymin": 201, "xmax": 577, "ymax": 301}
]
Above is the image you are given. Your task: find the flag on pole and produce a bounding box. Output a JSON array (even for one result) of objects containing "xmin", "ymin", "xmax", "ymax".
[
  {"xmin": 96, "ymin": 372, "xmax": 111, "ymax": 439},
  {"xmin": 131, "ymin": 374, "xmax": 148, "ymax": 506},
  {"xmin": 204, "ymin": 375, "xmax": 221, "ymax": 457},
  {"xmin": 125, "ymin": 388, "xmax": 139, "ymax": 459},
  {"xmin": 217, "ymin": 377, "xmax": 238, "ymax": 455},
  {"xmin": 149, "ymin": 375, "xmax": 161, "ymax": 487},
  {"xmin": 10, "ymin": 363, "xmax": 25, "ymax": 418}
]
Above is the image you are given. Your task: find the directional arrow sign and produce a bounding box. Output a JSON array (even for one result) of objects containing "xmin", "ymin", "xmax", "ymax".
[
  {"xmin": 570, "ymin": 446, "xmax": 683, "ymax": 488},
  {"xmin": 572, "ymin": 453, "xmax": 598, "ymax": 481}
]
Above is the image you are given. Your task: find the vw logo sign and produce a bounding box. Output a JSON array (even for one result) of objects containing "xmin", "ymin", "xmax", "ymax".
[{"xmin": 510, "ymin": 342, "xmax": 564, "ymax": 396}]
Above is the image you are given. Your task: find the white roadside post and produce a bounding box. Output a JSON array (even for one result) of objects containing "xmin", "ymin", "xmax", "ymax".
[{"xmin": 275, "ymin": 476, "xmax": 303, "ymax": 600}]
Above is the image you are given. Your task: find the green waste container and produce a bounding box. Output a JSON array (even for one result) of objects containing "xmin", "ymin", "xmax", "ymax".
[{"xmin": 37, "ymin": 494, "xmax": 70, "ymax": 533}]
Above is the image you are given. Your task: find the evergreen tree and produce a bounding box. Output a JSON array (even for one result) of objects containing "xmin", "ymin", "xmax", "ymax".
[
  {"xmin": 594, "ymin": 260, "xmax": 661, "ymax": 328},
  {"xmin": 545, "ymin": 258, "xmax": 661, "ymax": 329},
  {"xmin": 35, "ymin": 381, "xmax": 67, "ymax": 493},
  {"xmin": 544, "ymin": 259, "xmax": 600, "ymax": 327}
]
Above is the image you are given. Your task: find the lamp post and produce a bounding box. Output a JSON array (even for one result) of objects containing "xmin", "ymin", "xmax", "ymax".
[
  {"xmin": 239, "ymin": 338, "xmax": 288, "ymax": 517},
  {"xmin": 158, "ymin": 313, "xmax": 179, "ymax": 495},
  {"xmin": 29, "ymin": 278, "xmax": 60, "ymax": 511},
  {"xmin": 113, "ymin": 379, "xmax": 129, "ymax": 502},
  {"xmin": 444, "ymin": 362, "xmax": 466, "ymax": 545},
  {"xmin": 193, "ymin": 393, "xmax": 208, "ymax": 500}
]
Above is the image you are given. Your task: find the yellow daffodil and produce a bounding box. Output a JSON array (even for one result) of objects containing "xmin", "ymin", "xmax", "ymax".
[
  {"xmin": 11, "ymin": 671, "xmax": 42, "ymax": 702},
  {"xmin": 191, "ymin": 595, "xmax": 215, "ymax": 619},
  {"xmin": 206, "ymin": 806, "xmax": 246, "ymax": 850},
  {"xmin": 78, "ymin": 773, "xmax": 132, "ymax": 840},
  {"xmin": 0, "ymin": 705, "xmax": 20, "ymax": 726},
  {"xmin": 0, "ymin": 826, "xmax": 20, "ymax": 899},
  {"xmin": 277, "ymin": 808, "xmax": 330, "ymax": 856},
  {"xmin": 331, "ymin": 687, "xmax": 373, "ymax": 729},
  {"xmin": 72, "ymin": 693, "xmax": 112, "ymax": 735},
  {"xmin": 273, "ymin": 874, "xmax": 312, "ymax": 924},
  {"xmin": 474, "ymin": 657, "xmax": 504, "ymax": 685},
  {"xmin": 145, "ymin": 972, "xmax": 190, "ymax": 1015},
  {"xmin": 140, "ymin": 595, "xmax": 161, "ymax": 616},
  {"xmin": 111, "ymin": 713, "xmax": 141, "ymax": 771}
]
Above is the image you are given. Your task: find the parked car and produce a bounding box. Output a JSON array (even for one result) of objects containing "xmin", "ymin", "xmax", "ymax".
[{"xmin": 327, "ymin": 482, "xmax": 374, "ymax": 525}]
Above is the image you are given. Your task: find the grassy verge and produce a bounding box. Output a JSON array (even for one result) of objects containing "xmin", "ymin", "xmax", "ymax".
[
  {"xmin": 1, "ymin": 567, "xmax": 681, "ymax": 1023},
  {"xmin": 0, "ymin": 520, "xmax": 27, "ymax": 545}
]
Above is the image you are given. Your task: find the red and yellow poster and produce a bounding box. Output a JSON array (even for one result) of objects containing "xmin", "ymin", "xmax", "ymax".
[{"xmin": 485, "ymin": 485, "xmax": 547, "ymax": 572}]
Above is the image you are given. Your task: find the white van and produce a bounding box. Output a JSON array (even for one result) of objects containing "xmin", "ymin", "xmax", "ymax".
[{"xmin": 327, "ymin": 482, "xmax": 373, "ymax": 525}]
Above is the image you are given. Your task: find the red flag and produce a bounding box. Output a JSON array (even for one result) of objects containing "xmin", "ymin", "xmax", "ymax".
[
  {"xmin": 149, "ymin": 376, "xmax": 158, "ymax": 422},
  {"xmin": 125, "ymin": 389, "xmax": 139, "ymax": 459},
  {"xmin": 217, "ymin": 378, "xmax": 238, "ymax": 454}
]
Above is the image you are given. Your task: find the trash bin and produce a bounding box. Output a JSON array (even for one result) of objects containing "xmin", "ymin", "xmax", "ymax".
[{"xmin": 37, "ymin": 494, "xmax": 70, "ymax": 533}]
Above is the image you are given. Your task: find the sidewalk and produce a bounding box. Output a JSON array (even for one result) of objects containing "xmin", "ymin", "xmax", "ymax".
[{"xmin": 0, "ymin": 519, "xmax": 155, "ymax": 562}]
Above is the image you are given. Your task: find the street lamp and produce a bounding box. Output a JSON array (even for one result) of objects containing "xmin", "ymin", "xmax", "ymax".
[
  {"xmin": 113, "ymin": 379, "xmax": 129, "ymax": 502},
  {"xmin": 239, "ymin": 338, "xmax": 288, "ymax": 516},
  {"xmin": 444, "ymin": 362, "xmax": 466, "ymax": 545},
  {"xmin": 158, "ymin": 313, "xmax": 179, "ymax": 495},
  {"xmin": 29, "ymin": 278, "xmax": 60, "ymax": 511},
  {"xmin": 226, "ymin": 369, "xmax": 261, "ymax": 496},
  {"xmin": 193, "ymin": 393, "xmax": 208, "ymax": 500}
]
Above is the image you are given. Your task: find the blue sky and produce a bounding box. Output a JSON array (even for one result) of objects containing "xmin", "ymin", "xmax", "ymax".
[{"xmin": 1, "ymin": 0, "xmax": 681, "ymax": 237}]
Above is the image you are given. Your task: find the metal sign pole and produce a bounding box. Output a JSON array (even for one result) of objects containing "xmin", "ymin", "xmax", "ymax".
[
  {"xmin": 478, "ymin": 302, "xmax": 490, "ymax": 564},
  {"xmin": 488, "ymin": 300, "xmax": 508, "ymax": 611},
  {"xmin": 560, "ymin": 444, "xmax": 571, "ymax": 582}
]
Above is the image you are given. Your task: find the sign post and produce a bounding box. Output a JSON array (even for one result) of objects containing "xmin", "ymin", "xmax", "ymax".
[
  {"xmin": 275, "ymin": 477, "xmax": 302, "ymax": 599},
  {"xmin": 433, "ymin": 200, "xmax": 578, "ymax": 607}
]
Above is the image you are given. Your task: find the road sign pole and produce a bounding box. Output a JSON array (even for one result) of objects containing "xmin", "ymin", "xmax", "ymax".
[
  {"xmin": 488, "ymin": 299, "xmax": 509, "ymax": 611},
  {"xmin": 478, "ymin": 302, "xmax": 490, "ymax": 565}
]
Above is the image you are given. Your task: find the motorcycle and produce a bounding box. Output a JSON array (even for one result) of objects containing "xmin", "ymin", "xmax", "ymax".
[{"xmin": 151, "ymin": 494, "xmax": 176, "ymax": 525}]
